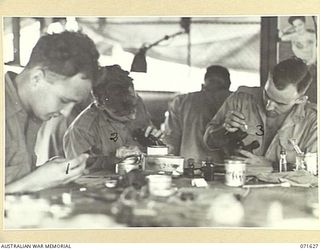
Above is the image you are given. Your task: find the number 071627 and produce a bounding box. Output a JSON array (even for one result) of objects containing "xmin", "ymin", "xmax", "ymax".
[{"xmin": 300, "ymin": 244, "xmax": 319, "ymax": 248}]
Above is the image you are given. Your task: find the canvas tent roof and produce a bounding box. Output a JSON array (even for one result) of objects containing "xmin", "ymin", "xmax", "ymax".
[{"xmin": 77, "ymin": 17, "xmax": 261, "ymax": 72}]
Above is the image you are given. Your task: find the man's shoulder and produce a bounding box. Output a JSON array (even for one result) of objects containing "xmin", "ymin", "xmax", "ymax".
[
  {"xmin": 68, "ymin": 104, "xmax": 102, "ymax": 131},
  {"xmin": 174, "ymin": 91, "xmax": 202, "ymax": 101},
  {"xmin": 226, "ymin": 86, "xmax": 261, "ymax": 103},
  {"xmin": 169, "ymin": 91, "xmax": 201, "ymax": 107},
  {"xmin": 5, "ymin": 72, "xmax": 23, "ymax": 120},
  {"xmin": 236, "ymin": 86, "xmax": 261, "ymax": 96}
]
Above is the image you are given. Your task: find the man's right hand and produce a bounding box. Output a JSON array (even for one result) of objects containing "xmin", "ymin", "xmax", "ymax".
[
  {"xmin": 38, "ymin": 154, "xmax": 89, "ymax": 188},
  {"xmin": 5, "ymin": 154, "xmax": 89, "ymax": 193},
  {"xmin": 223, "ymin": 110, "xmax": 248, "ymax": 133}
]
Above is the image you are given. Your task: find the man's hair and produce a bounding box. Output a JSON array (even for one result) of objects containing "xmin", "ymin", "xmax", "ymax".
[
  {"xmin": 272, "ymin": 57, "xmax": 312, "ymax": 94},
  {"xmin": 26, "ymin": 31, "xmax": 99, "ymax": 81},
  {"xmin": 92, "ymin": 65, "xmax": 134, "ymax": 106},
  {"xmin": 204, "ymin": 65, "xmax": 231, "ymax": 89},
  {"xmin": 288, "ymin": 16, "xmax": 306, "ymax": 25}
]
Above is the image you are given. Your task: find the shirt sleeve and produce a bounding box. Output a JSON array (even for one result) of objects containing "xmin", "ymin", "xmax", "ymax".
[
  {"xmin": 5, "ymin": 118, "xmax": 32, "ymax": 184},
  {"xmin": 302, "ymin": 109, "xmax": 318, "ymax": 153},
  {"xmin": 204, "ymin": 92, "xmax": 240, "ymax": 149},
  {"xmin": 163, "ymin": 95, "xmax": 183, "ymax": 155}
]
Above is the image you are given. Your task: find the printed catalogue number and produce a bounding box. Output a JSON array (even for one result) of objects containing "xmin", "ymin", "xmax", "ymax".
[{"xmin": 300, "ymin": 244, "xmax": 318, "ymax": 249}]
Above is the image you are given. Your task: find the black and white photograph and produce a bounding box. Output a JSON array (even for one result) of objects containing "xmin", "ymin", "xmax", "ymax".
[{"xmin": 3, "ymin": 16, "xmax": 319, "ymax": 229}]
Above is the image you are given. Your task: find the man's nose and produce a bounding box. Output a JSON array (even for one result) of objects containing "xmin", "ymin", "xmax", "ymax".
[
  {"xmin": 265, "ymin": 100, "xmax": 276, "ymax": 111},
  {"xmin": 60, "ymin": 103, "xmax": 75, "ymax": 117}
]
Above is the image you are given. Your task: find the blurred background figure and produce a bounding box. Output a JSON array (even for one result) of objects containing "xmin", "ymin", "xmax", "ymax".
[{"xmin": 163, "ymin": 65, "xmax": 231, "ymax": 162}]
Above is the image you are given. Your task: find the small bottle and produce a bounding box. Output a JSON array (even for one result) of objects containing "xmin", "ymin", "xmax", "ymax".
[
  {"xmin": 184, "ymin": 158, "xmax": 195, "ymax": 178},
  {"xmin": 203, "ymin": 158, "xmax": 215, "ymax": 181},
  {"xmin": 295, "ymin": 152, "xmax": 306, "ymax": 171},
  {"xmin": 279, "ymin": 149, "xmax": 287, "ymax": 172}
]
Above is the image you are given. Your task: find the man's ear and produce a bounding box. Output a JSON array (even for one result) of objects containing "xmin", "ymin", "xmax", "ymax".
[
  {"xmin": 295, "ymin": 95, "xmax": 308, "ymax": 104},
  {"xmin": 30, "ymin": 67, "xmax": 45, "ymax": 87}
]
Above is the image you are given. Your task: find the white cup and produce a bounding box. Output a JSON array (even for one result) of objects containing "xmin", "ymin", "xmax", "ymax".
[
  {"xmin": 147, "ymin": 175, "xmax": 172, "ymax": 195},
  {"xmin": 225, "ymin": 160, "xmax": 246, "ymax": 187}
]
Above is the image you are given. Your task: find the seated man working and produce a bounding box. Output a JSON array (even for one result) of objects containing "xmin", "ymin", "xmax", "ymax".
[
  {"xmin": 164, "ymin": 65, "xmax": 231, "ymax": 162},
  {"xmin": 63, "ymin": 65, "xmax": 161, "ymax": 169},
  {"xmin": 204, "ymin": 57, "xmax": 317, "ymax": 173},
  {"xmin": 5, "ymin": 31, "xmax": 100, "ymax": 193}
]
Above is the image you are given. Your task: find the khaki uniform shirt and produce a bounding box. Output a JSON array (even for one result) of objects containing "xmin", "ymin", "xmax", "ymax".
[
  {"xmin": 164, "ymin": 90, "xmax": 230, "ymax": 162},
  {"xmin": 63, "ymin": 97, "xmax": 152, "ymax": 160},
  {"xmin": 5, "ymin": 72, "xmax": 41, "ymax": 184}
]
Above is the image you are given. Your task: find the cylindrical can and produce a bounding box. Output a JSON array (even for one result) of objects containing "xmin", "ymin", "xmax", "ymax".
[
  {"xmin": 304, "ymin": 153, "xmax": 318, "ymax": 175},
  {"xmin": 224, "ymin": 160, "xmax": 246, "ymax": 187},
  {"xmin": 115, "ymin": 163, "xmax": 139, "ymax": 175},
  {"xmin": 295, "ymin": 152, "xmax": 306, "ymax": 171}
]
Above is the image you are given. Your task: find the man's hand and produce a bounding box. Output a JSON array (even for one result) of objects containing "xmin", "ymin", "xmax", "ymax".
[
  {"xmin": 6, "ymin": 154, "xmax": 89, "ymax": 193},
  {"xmin": 37, "ymin": 154, "xmax": 89, "ymax": 187},
  {"xmin": 234, "ymin": 149, "xmax": 273, "ymax": 175},
  {"xmin": 145, "ymin": 125, "xmax": 163, "ymax": 139},
  {"xmin": 223, "ymin": 110, "xmax": 248, "ymax": 133}
]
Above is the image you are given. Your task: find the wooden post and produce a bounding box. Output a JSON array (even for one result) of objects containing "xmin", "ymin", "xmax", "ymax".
[
  {"xmin": 12, "ymin": 17, "xmax": 20, "ymax": 65},
  {"xmin": 260, "ymin": 17, "xmax": 278, "ymax": 86}
]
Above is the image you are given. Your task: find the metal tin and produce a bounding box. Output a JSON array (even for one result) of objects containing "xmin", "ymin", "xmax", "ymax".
[
  {"xmin": 224, "ymin": 160, "xmax": 246, "ymax": 187},
  {"xmin": 115, "ymin": 163, "xmax": 139, "ymax": 175}
]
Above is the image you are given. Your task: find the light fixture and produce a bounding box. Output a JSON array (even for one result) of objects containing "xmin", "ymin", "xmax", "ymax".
[
  {"xmin": 130, "ymin": 47, "xmax": 147, "ymax": 72},
  {"xmin": 130, "ymin": 17, "xmax": 191, "ymax": 73}
]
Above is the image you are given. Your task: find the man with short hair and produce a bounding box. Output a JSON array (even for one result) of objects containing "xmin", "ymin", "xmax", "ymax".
[
  {"xmin": 163, "ymin": 65, "xmax": 231, "ymax": 162},
  {"xmin": 5, "ymin": 31, "xmax": 100, "ymax": 193},
  {"xmin": 204, "ymin": 57, "xmax": 317, "ymax": 173}
]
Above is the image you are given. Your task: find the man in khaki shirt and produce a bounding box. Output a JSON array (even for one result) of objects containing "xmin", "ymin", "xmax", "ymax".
[
  {"xmin": 204, "ymin": 57, "xmax": 317, "ymax": 174},
  {"xmin": 5, "ymin": 31, "xmax": 99, "ymax": 193},
  {"xmin": 64, "ymin": 65, "xmax": 160, "ymax": 169}
]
